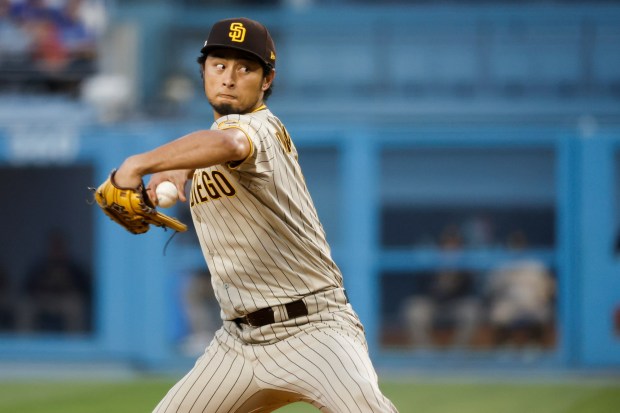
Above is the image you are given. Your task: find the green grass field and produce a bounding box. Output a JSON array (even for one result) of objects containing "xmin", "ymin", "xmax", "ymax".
[{"xmin": 1, "ymin": 377, "xmax": 619, "ymax": 413}]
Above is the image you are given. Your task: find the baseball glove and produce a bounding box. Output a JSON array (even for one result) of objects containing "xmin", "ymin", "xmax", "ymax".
[{"xmin": 92, "ymin": 170, "xmax": 188, "ymax": 235}]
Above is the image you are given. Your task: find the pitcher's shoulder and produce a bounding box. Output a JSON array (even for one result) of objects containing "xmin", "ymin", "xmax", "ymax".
[{"xmin": 214, "ymin": 108, "xmax": 274, "ymax": 129}]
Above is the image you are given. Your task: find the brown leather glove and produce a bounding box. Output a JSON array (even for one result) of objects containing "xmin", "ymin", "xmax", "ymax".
[{"xmin": 93, "ymin": 169, "xmax": 187, "ymax": 234}]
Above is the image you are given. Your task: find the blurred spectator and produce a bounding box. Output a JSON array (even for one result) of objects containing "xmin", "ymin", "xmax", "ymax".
[
  {"xmin": 179, "ymin": 269, "xmax": 219, "ymax": 356},
  {"xmin": 11, "ymin": 0, "xmax": 63, "ymax": 79},
  {"xmin": 485, "ymin": 230, "xmax": 556, "ymax": 349},
  {"xmin": 0, "ymin": 263, "xmax": 15, "ymax": 330},
  {"xmin": 402, "ymin": 225, "xmax": 482, "ymax": 349},
  {"xmin": 0, "ymin": 0, "xmax": 98, "ymax": 94},
  {"xmin": 57, "ymin": 0, "xmax": 97, "ymax": 65},
  {"xmin": 28, "ymin": 12, "xmax": 70, "ymax": 74},
  {"xmin": 17, "ymin": 229, "xmax": 92, "ymax": 333}
]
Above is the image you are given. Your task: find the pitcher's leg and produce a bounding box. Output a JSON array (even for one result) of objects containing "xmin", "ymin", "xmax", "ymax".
[
  {"xmin": 253, "ymin": 322, "xmax": 398, "ymax": 413},
  {"xmin": 153, "ymin": 329, "xmax": 257, "ymax": 413}
]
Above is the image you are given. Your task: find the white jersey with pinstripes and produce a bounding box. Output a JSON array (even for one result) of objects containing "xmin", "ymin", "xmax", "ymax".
[
  {"xmin": 155, "ymin": 106, "xmax": 399, "ymax": 412},
  {"xmin": 189, "ymin": 106, "xmax": 343, "ymax": 321}
]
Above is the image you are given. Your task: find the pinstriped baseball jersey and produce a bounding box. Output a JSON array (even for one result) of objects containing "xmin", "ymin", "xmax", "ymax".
[
  {"xmin": 157, "ymin": 105, "xmax": 398, "ymax": 412},
  {"xmin": 189, "ymin": 105, "xmax": 343, "ymax": 320}
]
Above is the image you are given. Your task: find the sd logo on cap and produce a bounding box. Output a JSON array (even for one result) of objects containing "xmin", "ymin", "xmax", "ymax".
[{"xmin": 228, "ymin": 22, "xmax": 246, "ymax": 43}]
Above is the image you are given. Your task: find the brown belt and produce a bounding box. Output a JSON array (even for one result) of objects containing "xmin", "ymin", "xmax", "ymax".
[{"xmin": 234, "ymin": 299, "xmax": 309, "ymax": 327}]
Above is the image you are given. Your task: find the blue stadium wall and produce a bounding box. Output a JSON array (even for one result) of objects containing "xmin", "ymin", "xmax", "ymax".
[
  {"xmin": 0, "ymin": 120, "xmax": 618, "ymax": 372},
  {"xmin": 0, "ymin": 4, "xmax": 619, "ymax": 372}
]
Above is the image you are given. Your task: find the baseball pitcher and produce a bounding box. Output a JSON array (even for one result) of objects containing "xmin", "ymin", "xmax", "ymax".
[{"xmin": 94, "ymin": 17, "xmax": 398, "ymax": 413}]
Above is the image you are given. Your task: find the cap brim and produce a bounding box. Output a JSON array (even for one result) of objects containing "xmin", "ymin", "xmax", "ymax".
[{"xmin": 201, "ymin": 44, "xmax": 272, "ymax": 68}]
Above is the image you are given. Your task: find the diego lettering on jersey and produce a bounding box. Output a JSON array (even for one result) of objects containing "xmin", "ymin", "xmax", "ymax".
[{"xmin": 190, "ymin": 170, "xmax": 237, "ymax": 207}]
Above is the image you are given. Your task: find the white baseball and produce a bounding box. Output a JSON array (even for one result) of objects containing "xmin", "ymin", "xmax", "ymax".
[{"xmin": 155, "ymin": 181, "xmax": 178, "ymax": 208}]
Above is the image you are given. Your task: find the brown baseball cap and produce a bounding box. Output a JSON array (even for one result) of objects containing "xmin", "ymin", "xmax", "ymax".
[{"xmin": 201, "ymin": 17, "xmax": 276, "ymax": 69}]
